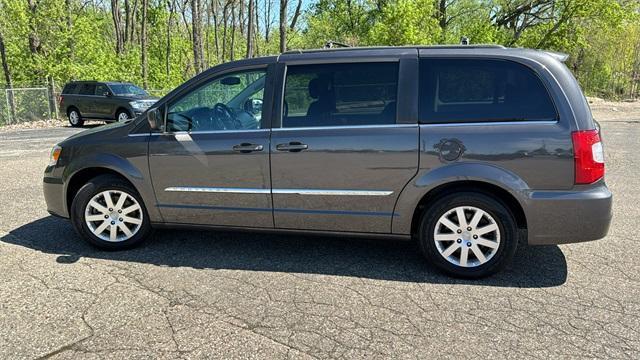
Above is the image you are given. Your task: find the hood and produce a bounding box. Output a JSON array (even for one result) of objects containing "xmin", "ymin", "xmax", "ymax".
[{"xmin": 61, "ymin": 120, "xmax": 133, "ymax": 145}]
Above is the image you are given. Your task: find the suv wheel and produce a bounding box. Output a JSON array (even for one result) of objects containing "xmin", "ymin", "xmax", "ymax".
[
  {"xmin": 71, "ymin": 175, "xmax": 151, "ymax": 250},
  {"xmin": 116, "ymin": 109, "xmax": 131, "ymax": 122},
  {"xmin": 417, "ymin": 192, "xmax": 518, "ymax": 278},
  {"xmin": 68, "ymin": 108, "xmax": 84, "ymax": 127}
]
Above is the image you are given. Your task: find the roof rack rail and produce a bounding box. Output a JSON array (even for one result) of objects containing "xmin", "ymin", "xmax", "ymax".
[
  {"xmin": 324, "ymin": 41, "xmax": 351, "ymax": 49},
  {"xmin": 282, "ymin": 44, "xmax": 506, "ymax": 55}
]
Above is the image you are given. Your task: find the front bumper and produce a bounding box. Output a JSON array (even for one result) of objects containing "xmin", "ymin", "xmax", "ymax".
[
  {"xmin": 526, "ymin": 183, "xmax": 612, "ymax": 245},
  {"xmin": 44, "ymin": 165, "xmax": 68, "ymax": 218}
]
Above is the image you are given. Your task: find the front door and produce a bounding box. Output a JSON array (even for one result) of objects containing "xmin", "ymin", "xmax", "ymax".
[
  {"xmin": 148, "ymin": 67, "xmax": 274, "ymax": 228},
  {"xmin": 270, "ymin": 60, "xmax": 419, "ymax": 233}
]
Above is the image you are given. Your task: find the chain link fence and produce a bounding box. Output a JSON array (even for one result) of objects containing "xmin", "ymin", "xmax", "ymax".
[{"xmin": 0, "ymin": 86, "xmax": 58, "ymax": 125}]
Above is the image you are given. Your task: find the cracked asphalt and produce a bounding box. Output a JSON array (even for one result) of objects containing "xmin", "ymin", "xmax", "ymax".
[{"xmin": 0, "ymin": 115, "xmax": 638, "ymax": 359}]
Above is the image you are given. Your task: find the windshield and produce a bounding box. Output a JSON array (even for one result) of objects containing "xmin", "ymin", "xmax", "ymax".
[{"xmin": 109, "ymin": 84, "xmax": 148, "ymax": 96}]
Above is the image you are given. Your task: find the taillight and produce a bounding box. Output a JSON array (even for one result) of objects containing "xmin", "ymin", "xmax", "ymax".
[{"xmin": 572, "ymin": 129, "xmax": 605, "ymax": 184}]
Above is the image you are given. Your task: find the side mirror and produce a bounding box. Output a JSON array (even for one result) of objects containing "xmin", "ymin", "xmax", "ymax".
[{"xmin": 147, "ymin": 108, "xmax": 162, "ymax": 130}]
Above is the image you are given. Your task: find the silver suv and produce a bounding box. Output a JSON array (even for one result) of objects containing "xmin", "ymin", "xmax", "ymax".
[{"xmin": 43, "ymin": 46, "xmax": 612, "ymax": 278}]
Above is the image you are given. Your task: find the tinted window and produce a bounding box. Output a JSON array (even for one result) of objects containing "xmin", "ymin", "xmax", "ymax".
[
  {"xmin": 419, "ymin": 59, "xmax": 557, "ymax": 123},
  {"xmin": 166, "ymin": 69, "xmax": 266, "ymax": 132},
  {"xmin": 109, "ymin": 84, "xmax": 148, "ymax": 96},
  {"xmin": 62, "ymin": 83, "xmax": 78, "ymax": 94},
  {"xmin": 79, "ymin": 83, "xmax": 96, "ymax": 95},
  {"xmin": 95, "ymin": 84, "xmax": 109, "ymax": 96},
  {"xmin": 281, "ymin": 62, "xmax": 398, "ymax": 128}
]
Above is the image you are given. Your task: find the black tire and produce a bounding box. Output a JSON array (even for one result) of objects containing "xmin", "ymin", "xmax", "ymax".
[
  {"xmin": 115, "ymin": 109, "xmax": 132, "ymax": 122},
  {"xmin": 70, "ymin": 175, "xmax": 152, "ymax": 250},
  {"xmin": 68, "ymin": 108, "xmax": 84, "ymax": 127},
  {"xmin": 417, "ymin": 192, "xmax": 518, "ymax": 278}
]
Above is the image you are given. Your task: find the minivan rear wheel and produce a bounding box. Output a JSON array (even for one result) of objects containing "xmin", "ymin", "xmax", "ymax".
[
  {"xmin": 418, "ymin": 192, "xmax": 518, "ymax": 278},
  {"xmin": 71, "ymin": 175, "xmax": 151, "ymax": 250},
  {"xmin": 68, "ymin": 108, "xmax": 84, "ymax": 127}
]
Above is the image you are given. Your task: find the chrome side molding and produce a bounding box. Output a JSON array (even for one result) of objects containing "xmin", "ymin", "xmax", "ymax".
[{"xmin": 164, "ymin": 187, "xmax": 393, "ymax": 196}]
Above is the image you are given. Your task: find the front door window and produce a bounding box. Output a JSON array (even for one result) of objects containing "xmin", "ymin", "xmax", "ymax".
[{"xmin": 167, "ymin": 70, "xmax": 267, "ymax": 132}]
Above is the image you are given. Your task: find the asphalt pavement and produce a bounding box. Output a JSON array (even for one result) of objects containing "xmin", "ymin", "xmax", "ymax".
[{"xmin": 0, "ymin": 120, "xmax": 638, "ymax": 359}]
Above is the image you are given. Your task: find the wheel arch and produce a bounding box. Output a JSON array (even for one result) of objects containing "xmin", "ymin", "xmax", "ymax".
[
  {"xmin": 65, "ymin": 167, "xmax": 139, "ymax": 216},
  {"xmin": 408, "ymin": 180, "xmax": 528, "ymax": 238},
  {"xmin": 114, "ymin": 107, "xmax": 132, "ymax": 119},
  {"xmin": 66, "ymin": 105, "xmax": 80, "ymax": 115},
  {"xmin": 392, "ymin": 163, "xmax": 530, "ymax": 235}
]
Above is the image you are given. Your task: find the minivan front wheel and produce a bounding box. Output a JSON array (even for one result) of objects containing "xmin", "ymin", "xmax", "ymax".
[
  {"xmin": 68, "ymin": 108, "xmax": 84, "ymax": 127},
  {"xmin": 418, "ymin": 192, "xmax": 518, "ymax": 278},
  {"xmin": 71, "ymin": 175, "xmax": 151, "ymax": 250}
]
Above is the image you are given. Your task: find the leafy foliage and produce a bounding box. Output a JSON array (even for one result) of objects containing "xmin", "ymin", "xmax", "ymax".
[{"xmin": 0, "ymin": 0, "xmax": 638, "ymax": 99}]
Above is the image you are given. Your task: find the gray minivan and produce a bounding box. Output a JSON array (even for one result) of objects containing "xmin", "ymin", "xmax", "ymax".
[{"xmin": 44, "ymin": 46, "xmax": 612, "ymax": 278}]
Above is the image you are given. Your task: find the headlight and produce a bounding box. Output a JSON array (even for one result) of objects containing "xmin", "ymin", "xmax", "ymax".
[
  {"xmin": 129, "ymin": 100, "xmax": 152, "ymax": 111},
  {"xmin": 49, "ymin": 145, "xmax": 62, "ymax": 166}
]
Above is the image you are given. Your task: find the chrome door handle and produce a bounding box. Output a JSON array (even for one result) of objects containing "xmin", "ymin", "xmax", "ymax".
[
  {"xmin": 232, "ymin": 143, "xmax": 264, "ymax": 153},
  {"xmin": 276, "ymin": 142, "xmax": 308, "ymax": 152}
]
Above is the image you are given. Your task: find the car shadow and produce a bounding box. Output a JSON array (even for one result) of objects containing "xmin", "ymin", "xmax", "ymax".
[{"xmin": 1, "ymin": 216, "xmax": 568, "ymax": 288}]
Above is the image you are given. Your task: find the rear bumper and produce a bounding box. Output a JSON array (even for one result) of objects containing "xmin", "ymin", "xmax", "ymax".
[{"xmin": 526, "ymin": 184, "xmax": 612, "ymax": 245}]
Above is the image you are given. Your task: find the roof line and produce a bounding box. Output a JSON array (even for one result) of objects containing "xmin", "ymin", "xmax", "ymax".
[{"xmin": 282, "ymin": 44, "xmax": 506, "ymax": 55}]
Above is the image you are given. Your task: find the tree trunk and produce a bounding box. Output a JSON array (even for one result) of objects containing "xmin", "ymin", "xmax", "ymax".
[
  {"xmin": 47, "ymin": 76, "xmax": 58, "ymax": 119},
  {"xmin": 141, "ymin": 0, "xmax": 148, "ymax": 88},
  {"xmin": 222, "ymin": 1, "xmax": 229, "ymax": 61},
  {"xmin": 279, "ymin": 0, "xmax": 287, "ymax": 53},
  {"xmin": 191, "ymin": 0, "xmax": 204, "ymax": 73},
  {"xmin": 0, "ymin": 29, "xmax": 17, "ymax": 123},
  {"xmin": 230, "ymin": 2, "xmax": 236, "ymax": 61},
  {"xmin": 246, "ymin": 0, "xmax": 254, "ymax": 58},
  {"xmin": 111, "ymin": 0, "xmax": 125, "ymax": 54},
  {"xmin": 265, "ymin": 0, "xmax": 272, "ymax": 42},
  {"xmin": 65, "ymin": 0, "xmax": 74, "ymax": 61},
  {"xmin": 212, "ymin": 0, "xmax": 220, "ymax": 62},
  {"xmin": 166, "ymin": 0, "xmax": 175, "ymax": 78},
  {"xmin": 289, "ymin": 0, "xmax": 301, "ymax": 31},
  {"xmin": 254, "ymin": 0, "xmax": 260, "ymax": 56},
  {"xmin": 27, "ymin": 0, "xmax": 42, "ymax": 55}
]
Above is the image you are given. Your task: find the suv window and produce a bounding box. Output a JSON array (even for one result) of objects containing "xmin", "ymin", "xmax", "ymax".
[
  {"xmin": 62, "ymin": 83, "xmax": 78, "ymax": 94},
  {"xmin": 79, "ymin": 83, "xmax": 97, "ymax": 96},
  {"xmin": 95, "ymin": 83, "xmax": 109, "ymax": 96},
  {"xmin": 419, "ymin": 59, "xmax": 557, "ymax": 123},
  {"xmin": 166, "ymin": 69, "xmax": 266, "ymax": 132},
  {"xmin": 281, "ymin": 62, "xmax": 398, "ymax": 128}
]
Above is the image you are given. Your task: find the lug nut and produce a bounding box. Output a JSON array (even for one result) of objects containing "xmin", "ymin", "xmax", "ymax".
[
  {"xmin": 104, "ymin": 215, "xmax": 109, "ymax": 219},
  {"xmin": 456, "ymin": 239, "xmax": 462, "ymax": 243},
  {"xmin": 457, "ymin": 229, "xmax": 462, "ymax": 234},
  {"xmin": 110, "ymin": 221, "xmax": 115, "ymax": 225},
  {"xmin": 119, "ymin": 218, "xmax": 123, "ymax": 222},
  {"xmin": 467, "ymin": 227, "xmax": 472, "ymax": 231},
  {"xmin": 108, "ymin": 208, "xmax": 113, "ymax": 212},
  {"xmin": 473, "ymin": 235, "xmax": 478, "ymax": 239},
  {"xmin": 466, "ymin": 242, "xmax": 472, "ymax": 247},
  {"xmin": 118, "ymin": 209, "xmax": 122, "ymax": 213}
]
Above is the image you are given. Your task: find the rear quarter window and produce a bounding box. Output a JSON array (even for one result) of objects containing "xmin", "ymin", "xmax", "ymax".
[
  {"xmin": 419, "ymin": 59, "xmax": 557, "ymax": 124},
  {"xmin": 62, "ymin": 83, "xmax": 78, "ymax": 94}
]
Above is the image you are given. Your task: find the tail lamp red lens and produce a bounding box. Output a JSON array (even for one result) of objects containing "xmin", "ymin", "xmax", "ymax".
[{"xmin": 572, "ymin": 129, "xmax": 604, "ymax": 184}]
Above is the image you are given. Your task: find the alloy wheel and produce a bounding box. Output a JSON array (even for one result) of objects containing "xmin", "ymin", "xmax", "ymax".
[
  {"xmin": 84, "ymin": 190, "xmax": 143, "ymax": 242},
  {"xmin": 69, "ymin": 111, "xmax": 79, "ymax": 125},
  {"xmin": 433, "ymin": 206, "xmax": 501, "ymax": 267}
]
